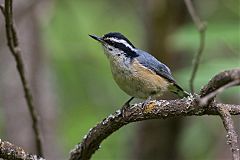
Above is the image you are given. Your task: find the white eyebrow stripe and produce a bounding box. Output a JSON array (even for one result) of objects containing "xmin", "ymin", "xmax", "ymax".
[{"xmin": 105, "ymin": 37, "xmax": 136, "ymax": 52}]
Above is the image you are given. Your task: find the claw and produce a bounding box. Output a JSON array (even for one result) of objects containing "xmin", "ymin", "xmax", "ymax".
[
  {"xmin": 122, "ymin": 97, "xmax": 134, "ymax": 111},
  {"xmin": 142, "ymin": 96, "xmax": 152, "ymax": 109},
  {"xmin": 121, "ymin": 97, "xmax": 134, "ymax": 119}
]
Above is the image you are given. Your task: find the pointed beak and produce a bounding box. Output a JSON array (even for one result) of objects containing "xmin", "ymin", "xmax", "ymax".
[{"xmin": 89, "ymin": 34, "xmax": 103, "ymax": 43}]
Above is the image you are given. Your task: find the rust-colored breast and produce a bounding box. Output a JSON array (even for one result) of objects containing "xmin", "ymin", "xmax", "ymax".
[{"xmin": 131, "ymin": 59, "xmax": 170, "ymax": 97}]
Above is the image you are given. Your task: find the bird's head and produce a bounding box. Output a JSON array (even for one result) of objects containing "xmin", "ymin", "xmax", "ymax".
[{"xmin": 89, "ymin": 32, "xmax": 138, "ymax": 59}]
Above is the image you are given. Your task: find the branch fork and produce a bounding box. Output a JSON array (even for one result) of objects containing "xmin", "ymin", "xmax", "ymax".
[
  {"xmin": 69, "ymin": 69, "xmax": 240, "ymax": 160},
  {"xmin": 0, "ymin": 0, "xmax": 239, "ymax": 160}
]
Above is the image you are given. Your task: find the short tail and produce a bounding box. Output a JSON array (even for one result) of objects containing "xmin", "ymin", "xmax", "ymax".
[{"xmin": 168, "ymin": 83, "xmax": 189, "ymax": 98}]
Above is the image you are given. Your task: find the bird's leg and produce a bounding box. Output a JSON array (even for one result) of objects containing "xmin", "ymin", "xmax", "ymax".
[
  {"xmin": 142, "ymin": 96, "xmax": 152, "ymax": 109},
  {"xmin": 121, "ymin": 97, "xmax": 134, "ymax": 119},
  {"xmin": 121, "ymin": 97, "xmax": 134, "ymax": 111}
]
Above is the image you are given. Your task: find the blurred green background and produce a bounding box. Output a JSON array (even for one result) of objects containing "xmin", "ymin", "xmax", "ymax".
[{"xmin": 0, "ymin": 0, "xmax": 239, "ymax": 160}]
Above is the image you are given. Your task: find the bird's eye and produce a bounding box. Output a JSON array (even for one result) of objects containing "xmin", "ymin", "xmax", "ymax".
[
  {"xmin": 108, "ymin": 48, "xmax": 113, "ymax": 51},
  {"xmin": 104, "ymin": 39, "xmax": 115, "ymax": 46}
]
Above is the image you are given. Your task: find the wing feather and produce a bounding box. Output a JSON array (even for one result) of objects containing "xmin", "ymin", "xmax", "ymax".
[{"xmin": 136, "ymin": 49, "xmax": 176, "ymax": 83}]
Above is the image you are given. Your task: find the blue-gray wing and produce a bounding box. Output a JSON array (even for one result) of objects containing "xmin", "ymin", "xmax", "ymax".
[{"xmin": 135, "ymin": 49, "xmax": 176, "ymax": 83}]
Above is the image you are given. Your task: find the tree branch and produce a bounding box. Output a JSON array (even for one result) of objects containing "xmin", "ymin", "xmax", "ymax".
[
  {"xmin": 200, "ymin": 68, "xmax": 240, "ymax": 97},
  {"xmin": 217, "ymin": 106, "xmax": 240, "ymax": 160},
  {"xmin": 184, "ymin": 0, "xmax": 207, "ymax": 93},
  {"xmin": 0, "ymin": 0, "xmax": 43, "ymax": 156},
  {"xmin": 200, "ymin": 79, "xmax": 240, "ymax": 106},
  {"xmin": 69, "ymin": 99, "xmax": 240, "ymax": 160},
  {"xmin": 0, "ymin": 1, "xmax": 239, "ymax": 159},
  {"xmin": 69, "ymin": 69, "xmax": 240, "ymax": 160},
  {"xmin": 0, "ymin": 139, "xmax": 45, "ymax": 160}
]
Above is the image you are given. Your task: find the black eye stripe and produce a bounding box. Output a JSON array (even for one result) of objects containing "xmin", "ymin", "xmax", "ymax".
[
  {"xmin": 104, "ymin": 39, "xmax": 115, "ymax": 46},
  {"xmin": 104, "ymin": 39, "xmax": 138, "ymax": 58}
]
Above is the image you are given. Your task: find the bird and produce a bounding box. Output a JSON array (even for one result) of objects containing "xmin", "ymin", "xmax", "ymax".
[{"xmin": 89, "ymin": 32, "xmax": 189, "ymax": 108}]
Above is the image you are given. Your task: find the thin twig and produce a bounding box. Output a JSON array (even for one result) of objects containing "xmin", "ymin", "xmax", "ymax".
[
  {"xmin": 184, "ymin": 0, "xmax": 207, "ymax": 93},
  {"xmin": 0, "ymin": 139, "xmax": 45, "ymax": 160},
  {"xmin": 221, "ymin": 41, "xmax": 240, "ymax": 57},
  {"xmin": 1, "ymin": 1, "xmax": 43, "ymax": 156},
  {"xmin": 200, "ymin": 79, "xmax": 240, "ymax": 106},
  {"xmin": 217, "ymin": 106, "xmax": 240, "ymax": 160}
]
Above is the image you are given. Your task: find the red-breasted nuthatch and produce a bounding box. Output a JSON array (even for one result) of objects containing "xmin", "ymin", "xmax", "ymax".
[{"xmin": 89, "ymin": 32, "xmax": 189, "ymax": 106}]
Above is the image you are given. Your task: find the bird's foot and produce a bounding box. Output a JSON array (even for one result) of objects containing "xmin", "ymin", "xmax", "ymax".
[
  {"xmin": 121, "ymin": 97, "xmax": 134, "ymax": 119},
  {"xmin": 142, "ymin": 96, "xmax": 152, "ymax": 110}
]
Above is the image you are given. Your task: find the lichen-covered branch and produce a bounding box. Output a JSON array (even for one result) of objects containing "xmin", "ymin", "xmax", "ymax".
[
  {"xmin": 0, "ymin": 139, "xmax": 45, "ymax": 160},
  {"xmin": 184, "ymin": 0, "xmax": 207, "ymax": 93},
  {"xmin": 217, "ymin": 106, "xmax": 240, "ymax": 160},
  {"xmin": 0, "ymin": 0, "xmax": 43, "ymax": 156},
  {"xmin": 69, "ymin": 98, "xmax": 240, "ymax": 160},
  {"xmin": 69, "ymin": 69, "xmax": 240, "ymax": 160}
]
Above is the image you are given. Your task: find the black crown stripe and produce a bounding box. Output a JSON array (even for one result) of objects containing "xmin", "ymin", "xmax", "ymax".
[{"xmin": 103, "ymin": 32, "xmax": 135, "ymax": 48}]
